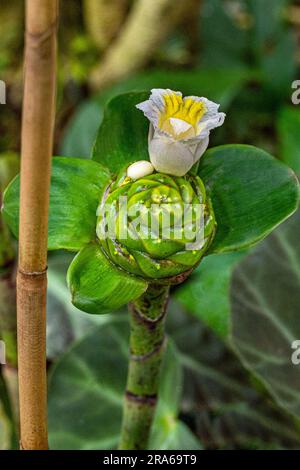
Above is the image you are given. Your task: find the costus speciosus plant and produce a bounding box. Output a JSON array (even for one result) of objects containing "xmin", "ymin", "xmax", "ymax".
[{"xmin": 3, "ymin": 89, "xmax": 300, "ymax": 450}]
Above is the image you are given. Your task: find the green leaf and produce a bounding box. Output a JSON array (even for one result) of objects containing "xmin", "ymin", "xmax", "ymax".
[
  {"xmin": 199, "ymin": 145, "xmax": 300, "ymax": 253},
  {"xmin": 48, "ymin": 318, "xmax": 196, "ymax": 450},
  {"xmin": 277, "ymin": 106, "xmax": 300, "ymax": 174},
  {"xmin": 175, "ymin": 252, "xmax": 246, "ymax": 339},
  {"xmin": 61, "ymin": 101, "xmax": 102, "ymax": 159},
  {"xmin": 67, "ymin": 243, "xmax": 148, "ymax": 314},
  {"xmin": 92, "ymin": 92, "xmax": 149, "ymax": 173},
  {"xmin": 3, "ymin": 157, "xmax": 111, "ymax": 251},
  {"xmin": 230, "ymin": 206, "xmax": 300, "ymax": 418}
]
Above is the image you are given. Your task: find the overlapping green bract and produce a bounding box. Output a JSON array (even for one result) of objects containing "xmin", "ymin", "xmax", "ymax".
[{"xmin": 97, "ymin": 169, "xmax": 216, "ymax": 280}]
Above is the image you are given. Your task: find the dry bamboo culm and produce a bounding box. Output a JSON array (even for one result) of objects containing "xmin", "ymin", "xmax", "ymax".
[{"xmin": 17, "ymin": 0, "xmax": 58, "ymax": 450}]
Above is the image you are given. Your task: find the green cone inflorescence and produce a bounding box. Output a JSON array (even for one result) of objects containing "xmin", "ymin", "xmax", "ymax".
[{"xmin": 97, "ymin": 167, "xmax": 216, "ymax": 281}]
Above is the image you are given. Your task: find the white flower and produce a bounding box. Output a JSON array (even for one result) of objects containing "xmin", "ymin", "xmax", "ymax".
[
  {"xmin": 127, "ymin": 160, "xmax": 154, "ymax": 180},
  {"xmin": 136, "ymin": 88, "xmax": 225, "ymax": 176}
]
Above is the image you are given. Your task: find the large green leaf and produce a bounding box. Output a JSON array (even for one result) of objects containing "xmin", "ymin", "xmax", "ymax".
[
  {"xmin": 3, "ymin": 157, "xmax": 111, "ymax": 251},
  {"xmin": 67, "ymin": 243, "xmax": 148, "ymax": 314},
  {"xmin": 62, "ymin": 101, "xmax": 102, "ymax": 160},
  {"xmin": 175, "ymin": 252, "xmax": 246, "ymax": 339},
  {"xmin": 199, "ymin": 145, "xmax": 300, "ymax": 253},
  {"xmin": 230, "ymin": 206, "xmax": 300, "ymax": 418},
  {"xmin": 92, "ymin": 92, "xmax": 149, "ymax": 173},
  {"xmin": 48, "ymin": 317, "xmax": 199, "ymax": 450},
  {"xmin": 277, "ymin": 106, "xmax": 300, "ymax": 174}
]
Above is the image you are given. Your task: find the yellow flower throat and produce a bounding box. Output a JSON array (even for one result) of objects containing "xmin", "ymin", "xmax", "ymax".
[{"xmin": 159, "ymin": 93, "xmax": 207, "ymax": 136}]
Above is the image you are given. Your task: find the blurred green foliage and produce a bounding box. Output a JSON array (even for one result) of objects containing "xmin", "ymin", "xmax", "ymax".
[{"xmin": 231, "ymin": 203, "xmax": 300, "ymax": 418}]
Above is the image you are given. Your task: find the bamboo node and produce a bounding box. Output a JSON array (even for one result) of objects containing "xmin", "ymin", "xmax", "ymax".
[
  {"xmin": 18, "ymin": 267, "xmax": 48, "ymax": 278},
  {"xmin": 26, "ymin": 19, "xmax": 58, "ymax": 48}
]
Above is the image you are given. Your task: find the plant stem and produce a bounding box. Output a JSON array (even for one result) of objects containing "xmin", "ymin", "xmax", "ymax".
[
  {"xmin": 17, "ymin": 0, "xmax": 58, "ymax": 450},
  {"xmin": 119, "ymin": 284, "xmax": 170, "ymax": 450}
]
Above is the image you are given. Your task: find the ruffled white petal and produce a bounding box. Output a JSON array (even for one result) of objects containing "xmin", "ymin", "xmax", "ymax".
[
  {"xmin": 196, "ymin": 113, "xmax": 226, "ymax": 139},
  {"xmin": 183, "ymin": 96, "xmax": 225, "ymax": 139},
  {"xmin": 136, "ymin": 89, "xmax": 182, "ymax": 130}
]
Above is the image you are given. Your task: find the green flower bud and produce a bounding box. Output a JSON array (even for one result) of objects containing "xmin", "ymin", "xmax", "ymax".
[{"xmin": 96, "ymin": 167, "xmax": 216, "ymax": 281}]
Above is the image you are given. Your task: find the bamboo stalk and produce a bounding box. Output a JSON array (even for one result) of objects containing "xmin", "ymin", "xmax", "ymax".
[
  {"xmin": 17, "ymin": 0, "xmax": 58, "ymax": 450},
  {"xmin": 119, "ymin": 284, "xmax": 170, "ymax": 450}
]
